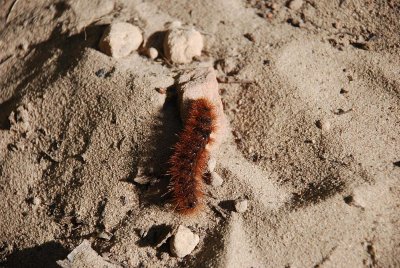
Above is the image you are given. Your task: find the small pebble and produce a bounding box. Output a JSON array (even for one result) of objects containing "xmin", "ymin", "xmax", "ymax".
[
  {"xmin": 156, "ymin": 87, "xmax": 167, "ymax": 94},
  {"xmin": 97, "ymin": 231, "xmax": 112, "ymax": 241},
  {"xmin": 147, "ymin": 47, "xmax": 158, "ymax": 60},
  {"xmin": 32, "ymin": 197, "xmax": 41, "ymax": 206},
  {"xmin": 288, "ymin": 0, "xmax": 303, "ymax": 10},
  {"xmin": 235, "ymin": 199, "xmax": 248, "ymax": 213},
  {"xmin": 170, "ymin": 225, "xmax": 199, "ymax": 258},
  {"xmin": 344, "ymin": 191, "xmax": 365, "ymax": 209},
  {"xmin": 18, "ymin": 39, "xmax": 29, "ymax": 52},
  {"xmin": 99, "ymin": 22, "xmax": 143, "ymax": 58},
  {"xmin": 332, "ymin": 22, "xmax": 341, "ymax": 29},
  {"xmin": 134, "ymin": 176, "xmax": 151, "ymax": 185},
  {"xmin": 165, "ymin": 20, "xmax": 182, "ymax": 29},
  {"xmin": 208, "ymin": 157, "xmax": 217, "ymax": 172},
  {"xmin": 210, "ymin": 172, "xmax": 223, "ymax": 187},
  {"xmin": 244, "ymin": 33, "xmax": 255, "ymax": 42},
  {"xmin": 288, "ymin": 18, "xmax": 302, "ymax": 27},
  {"xmin": 139, "ymin": 229, "xmax": 147, "ymax": 238},
  {"xmin": 163, "ymin": 27, "xmax": 203, "ymax": 64},
  {"xmin": 316, "ymin": 119, "xmax": 331, "ymax": 132}
]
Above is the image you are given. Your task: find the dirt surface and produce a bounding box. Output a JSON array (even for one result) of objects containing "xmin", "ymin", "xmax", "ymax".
[{"xmin": 0, "ymin": 0, "xmax": 399, "ymax": 267}]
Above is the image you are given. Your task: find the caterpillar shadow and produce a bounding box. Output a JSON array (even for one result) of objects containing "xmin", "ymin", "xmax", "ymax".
[{"xmin": 135, "ymin": 88, "xmax": 182, "ymax": 209}]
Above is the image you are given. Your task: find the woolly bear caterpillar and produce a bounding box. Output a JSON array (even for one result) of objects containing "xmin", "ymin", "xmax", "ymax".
[{"xmin": 168, "ymin": 98, "xmax": 217, "ymax": 215}]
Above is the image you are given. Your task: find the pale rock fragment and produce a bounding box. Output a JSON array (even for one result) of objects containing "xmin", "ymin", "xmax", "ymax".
[
  {"xmin": 57, "ymin": 240, "xmax": 121, "ymax": 268},
  {"xmin": 235, "ymin": 199, "xmax": 248, "ymax": 213},
  {"xmin": 147, "ymin": 47, "xmax": 158, "ymax": 60},
  {"xmin": 316, "ymin": 119, "xmax": 331, "ymax": 132},
  {"xmin": 99, "ymin": 22, "xmax": 143, "ymax": 58},
  {"xmin": 163, "ymin": 27, "xmax": 203, "ymax": 64},
  {"xmin": 177, "ymin": 67, "xmax": 228, "ymax": 157},
  {"xmin": 288, "ymin": 0, "xmax": 303, "ymax": 10},
  {"xmin": 210, "ymin": 171, "xmax": 223, "ymax": 187},
  {"xmin": 208, "ymin": 157, "xmax": 217, "ymax": 172},
  {"xmin": 170, "ymin": 225, "xmax": 199, "ymax": 258}
]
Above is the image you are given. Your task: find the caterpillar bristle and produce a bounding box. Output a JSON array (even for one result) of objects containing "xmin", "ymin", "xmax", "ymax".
[{"xmin": 168, "ymin": 98, "xmax": 217, "ymax": 215}]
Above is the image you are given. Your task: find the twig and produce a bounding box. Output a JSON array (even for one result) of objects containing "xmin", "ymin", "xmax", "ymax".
[
  {"xmin": 6, "ymin": 0, "xmax": 20, "ymax": 24},
  {"xmin": 0, "ymin": 55, "xmax": 13, "ymax": 67},
  {"xmin": 217, "ymin": 76, "xmax": 254, "ymax": 84}
]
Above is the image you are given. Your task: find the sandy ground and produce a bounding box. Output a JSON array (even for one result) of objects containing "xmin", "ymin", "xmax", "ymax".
[{"xmin": 0, "ymin": 0, "xmax": 399, "ymax": 267}]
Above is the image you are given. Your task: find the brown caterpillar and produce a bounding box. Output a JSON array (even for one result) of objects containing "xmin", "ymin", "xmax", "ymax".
[{"xmin": 168, "ymin": 98, "xmax": 217, "ymax": 215}]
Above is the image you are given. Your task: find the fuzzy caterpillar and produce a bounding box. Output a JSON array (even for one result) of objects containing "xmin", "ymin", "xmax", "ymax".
[{"xmin": 168, "ymin": 98, "xmax": 217, "ymax": 215}]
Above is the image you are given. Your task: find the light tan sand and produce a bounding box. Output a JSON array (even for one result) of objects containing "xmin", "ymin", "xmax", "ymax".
[{"xmin": 0, "ymin": 0, "xmax": 399, "ymax": 267}]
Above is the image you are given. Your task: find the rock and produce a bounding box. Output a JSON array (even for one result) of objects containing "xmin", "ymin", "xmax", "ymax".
[
  {"xmin": 177, "ymin": 67, "xmax": 228, "ymax": 157},
  {"xmin": 163, "ymin": 28, "xmax": 203, "ymax": 64},
  {"xmin": 68, "ymin": 0, "xmax": 114, "ymax": 33},
  {"xmin": 32, "ymin": 197, "xmax": 41, "ymax": 206},
  {"xmin": 210, "ymin": 172, "xmax": 223, "ymax": 187},
  {"xmin": 57, "ymin": 240, "xmax": 121, "ymax": 268},
  {"xmin": 208, "ymin": 157, "xmax": 217, "ymax": 172},
  {"xmin": 99, "ymin": 22, "xmax": 143, "ymax": 58},
  {"xmin": 165, "ymin": 20, "xmax": 182, "ymax": 29},
  {"xmin": 156, "ymin": 87, "xmax": 167, "ymax": 94},
  {"xmin": 97, "ymin": 231, "xmax": 112, "ymax": 240},
  {"xmin": 134, "ymin": 176, "xmax": 151, "ymax": 185},
  {"xmin": 235, "ymin": 199, "xmax": 248, "ymax": 213},
  {"xmin": 139, "ymin": 229, "xmax": 148, "ymax": 238},
  {"xmin": 170, "ymin": 225, "xmax": 199, "ymax": 258},
  {"xmin": 351, "ymin": 190, "xmax": 367, "ymax": 208},
  {"xmin": 147, "ymin": 47, "xmax": 158, "ymax": 60},
  {"xmin": 316, "ymin": 119, "xmax": 331, "ymax": 132},
  {"xmin": 288, "ymin": 0, "xmax": 303, "ymax": 10},
  {"xmin": 288, "ymin": 18, "xmax": 302, "ymax": 27},
  {"xmin": 333, "ymin": 21, "xmax": 341, "ymax": 29}
]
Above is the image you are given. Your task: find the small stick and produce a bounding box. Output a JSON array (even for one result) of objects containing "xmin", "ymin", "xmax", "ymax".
[
  {"xmin": 0, "ymin": 55, "xmax": 13, "ymax": 68},
  {"xmin": 217, "ymin": 77, "xmax": 254, "ymax": 84},
  {"xmin": 6, "ymin": 0, "xmax": 20, "ymax": 24}
]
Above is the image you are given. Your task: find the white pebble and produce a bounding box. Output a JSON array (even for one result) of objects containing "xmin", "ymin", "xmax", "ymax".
[
  {"xmin": 316, "ymin": 119, "xmax": 331, "ymax": 132},
  {"xmin": 134, "ymin": 176, "xmax": 151, "ymax": 185},
  {"xmin": 288, "ymin": 0, "xmax": 303, "ymax": 10},
  {"xmin": 235, "ymin": 199, "xmax": 248, "ymax": 213},
  {"xmin": 351, "ymin": 190, "xmax": 366, "ymax": 208},
  {"xmin": 207, "ymin": 157, "xmax": 217, "ymax": 172},
  {"xmin": 99, "ymin": 22, "xmax": 143, "ymax": 58},
  {"xmin": 170, "ymin": 225, "xmax": 199, "ymax": 258},
  {"xmin": 147, "ymin": 47, "xmax": 158, "ymax": 60},
  {"xmin": 163, "ymin": 28, "xmax": 203, "ymax": 64},
  {"xmin": 97, "ymin": 231, "xmax": 112, "ymax": 241},
  {"xmin": 210, "ymin": 172, "xmax": 223, "ymax": 187}
]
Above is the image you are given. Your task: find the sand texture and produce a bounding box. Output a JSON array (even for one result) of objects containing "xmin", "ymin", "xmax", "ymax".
[{"xmin": 0, "ymin": 0, "xmax": 399, "ymax": 267}]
